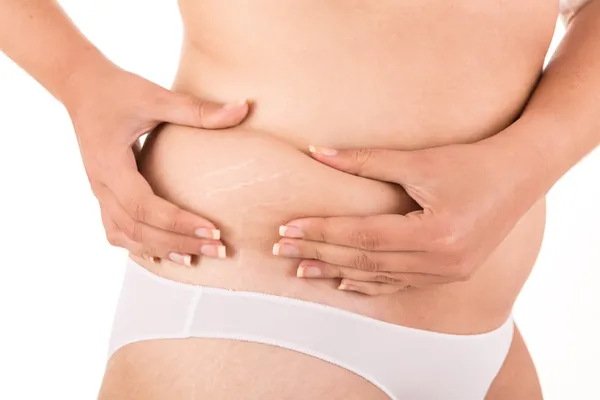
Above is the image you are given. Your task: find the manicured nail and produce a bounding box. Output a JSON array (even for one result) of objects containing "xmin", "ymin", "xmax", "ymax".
[
  {"xmin": 308, "ymin": 145, "xmax": 338, "ymax": 156},
  {"xmin": 297, "ymin": 266, "xmax": 322, "ymax": 278},
  {"xmin": 169, "ymin": 252, "xmax": 192, "ymax": 267},
  {"xmin": 195, "ymin": 228, "xmax": 221, "ymax": 240},
  {"xmin": 222, "ymin": 99, "xmax": 248, "ymax": 110},
  {"xmin": 201, "ymin": 245, "xmax": 227, "ymax": 259},
  {"xmin": 142, "ymin": 254, "xmax": 159, "ymax": 264},
  {"xmin": 338, "ymin": 282, "xmax": 357, "ymax": 291},
  {"xmin": 279, "ymin": 225, "xmax": 304, "ymax": 238},
  {"xmin": 272, "ymin": 242, "xmax": 299, "ymax": 257}
]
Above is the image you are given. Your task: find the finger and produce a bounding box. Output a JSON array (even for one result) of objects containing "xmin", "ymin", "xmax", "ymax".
[
  {"xmin": 274, "ymin": 238, "xmax": 437, "ymax": 274},
  {"xmin": 108, "ymin": 228, "xmax": 193, "ymax": 266},
  {"xmin": 100, "ymin": 208, "xmax": 159, "ymax": 263},
  {"xmin": 338, "ymin": 280, "xmax": 404, "ymax": 296},
  {"xmin": 307, "ymin": 145, "xmax": 414, "ymax": 184},
  {"xmin": 110, "ymin": 220, "xmax": 224, "ymax": 263},
  {"xmin": 105, "ymin": 223, "xmax": 195, "ymax": 267},
  {"xmin": 109, "ymin": 166, "xmax": 221, "ymax": 240},
  {"xmin": 128, "ymin": 235, "xmax": 193, "ymax": 267},
  {"xmin": 296, "ymin": 260, "xmax": 454, "ymax": 286},
  {"xmin": 280, "ymin": 213, "xmax": 438, "ymax": 252},
  {"xmin": 154, "ymin": 89, "xmax": 250, "ymax": 129},
  {"xmin": 96, "ymin": 182, "xmax": 226, "ymax": 259}
]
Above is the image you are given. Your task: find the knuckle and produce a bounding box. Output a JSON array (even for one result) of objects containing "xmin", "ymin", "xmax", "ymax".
[
  {"xmin": 173, "ymin": 237, "xmax": 194, "ymax": 254},
  {"xmin": 431, "ymin": 219, "xmax": 454, "ymax": 244},
  {"xmin": 350, "ymin": 228, "xmax": 380, "ymax": 251},
  {"xmin": 352, "ymin": 252, "xmax": 380, "ymax": 272},
  {"xmin": 190, "ymin": 97, "xmax": 207, "ymax": 123},
  {"xmin": 166, "ymin": 210, "xmax": 185, "ymax": 232},
  {"xmin": 123, "ymin": 220, "xmax": 143, "ymax": 242},
  {"xmin": 144, "ymin": 246, "xmax": 158, "ymax": 257},
  {"xmin": 126, "ymin": 197, "xmax": 147, "ymax": 223},
  {"xmin": 353, "ymin": 148, "xmax": 373, "ymax": 170},
  {"xmin": 314, "ymin": 247, "xmax": 324, "ymax": 262},
  {"xmin": 317, "ymin": 219, "xmax": 330, "ymax": 243},
  {"xmin": 373, "ymin": 274, "xmax": 403, "ymax": 284},
  {"xmin": 431, "ymin": 218, "xmax": 467, "ymax": 253},
  {"xmin": 445, "ymin": 248, "xmax": 467, "ymax": 268},
  {"xmin": 319, "ymin": 229, "xmax": 327, "ymax": 243}
]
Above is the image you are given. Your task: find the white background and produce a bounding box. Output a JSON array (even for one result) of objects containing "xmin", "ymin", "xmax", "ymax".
[{"xmin": 0, "ymin": 2, "xmax": 598, "ymax": 399}]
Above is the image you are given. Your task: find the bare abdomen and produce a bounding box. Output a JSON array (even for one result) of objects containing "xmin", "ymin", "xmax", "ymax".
[
  {"xmin": 104, "ymin": 123, "xmax": 546, "ymax": 400},
  {"xmin": 132, "ymin": 122, "xmax": 545, "ymax": 332},
  {"xmin": 101, "ymin": 1, "xmax": 554, "ymax": 397},
  {"xmin": 131, "ymin": 0, "xmax": 554, "ymax": 331}
]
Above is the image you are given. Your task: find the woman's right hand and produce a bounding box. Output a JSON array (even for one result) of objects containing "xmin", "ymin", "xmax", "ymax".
[{"xmin": 64, "ymin": 64, "xmax": 249, "ymax": 266}]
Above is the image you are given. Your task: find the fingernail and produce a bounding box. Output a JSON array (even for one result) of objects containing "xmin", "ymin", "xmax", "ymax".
[
  {"xmin": 308, "ymin": 145, "xmax": 338, "ymax": 156},
  {"xmin": 272, "ymin": 242, "xmax": 299, "ymax": 257},
  {"xmin": 279, "ymin": 225, "xmax": 304, "ymax": 238},
  {"xmin": 222, "ymin": 99, "xmax": 248, "ymax": 110},
  {"xmin": 169, "ymin": 252, "xmax": 192, "ymax": 267},
  {"xmin": 201, "ymin": 245, "xmax": 227, "ymax": 259},
  {"xmin": 297, "ymin": 266, "xmax": 322, "ymax": 278},
  {"xmin": 338, "ymin": 282, "xmax": 357, "ymax": 291},
  {"xmin": 150, "ymin": 256, "xmax": 159, "ymax": 264},
  {"xmin": 195, "ymin": 228, "xmax": 221, "ymax": 240}
]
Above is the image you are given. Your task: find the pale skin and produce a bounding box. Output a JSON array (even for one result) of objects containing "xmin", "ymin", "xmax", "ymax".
[
  {"xmin": 274, "ymin": 3, "xmax": 600, "ymax": 296},
  {"xmin": 2, "ymin": 0, "xmax": 599, "ymax": 399},
  {"xmin": 0, "ymin": 0, "xmax": 247, "ymax": 266}
]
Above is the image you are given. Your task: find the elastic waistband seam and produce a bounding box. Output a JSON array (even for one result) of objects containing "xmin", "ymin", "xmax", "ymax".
[{"xmin": 125, "ymin": 257, "xmax": 514, "ymax": 341}]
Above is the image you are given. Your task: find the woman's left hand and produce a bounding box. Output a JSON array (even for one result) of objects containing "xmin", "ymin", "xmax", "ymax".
[{"xmin": 273, "ymin": 134, "xmax": 548, "ymax": 295}]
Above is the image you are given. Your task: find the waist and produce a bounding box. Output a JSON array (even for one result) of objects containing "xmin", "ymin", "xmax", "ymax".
[
  {"xmin": 133, "ymin": 114, "xmax": 546, "ymax": 334},
  {"xmin": 172, "ymin": 48, "xmax": 537, "ymax": 151},
  {"xmin": 171, "ymin": 0, "xmax": 556, "ymax": 149},
  {"xmin": 136, "ymin": 24, "xmax": 552, "ymax": 329},
  {"xmin": 137, "ymin": 123, "xmax": 413, "ymax": 283}
]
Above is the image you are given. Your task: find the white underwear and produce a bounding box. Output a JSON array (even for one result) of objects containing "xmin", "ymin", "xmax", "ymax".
[{"xmin": 109, "ymin": 259, "xmax": 514, "ymax": 400}]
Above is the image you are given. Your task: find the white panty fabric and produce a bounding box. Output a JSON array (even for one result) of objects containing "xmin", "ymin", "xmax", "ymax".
[{"xmin": 109, "ymin": 259, "xmax": 514, "ymax": 400}]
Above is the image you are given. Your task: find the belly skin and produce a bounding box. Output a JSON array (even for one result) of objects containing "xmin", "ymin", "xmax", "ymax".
[{"xmin": 100, "ymin": 1, "xmax": 556, "ymax": 398}]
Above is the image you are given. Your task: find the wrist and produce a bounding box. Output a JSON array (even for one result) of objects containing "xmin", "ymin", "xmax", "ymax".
[
  {"xmin": 57, "ymin": 49, "xmax": 119, "ymax": 111},
  {"xmin": 481, "ymin": 115, "xmax": 560, "ymax": 200}
]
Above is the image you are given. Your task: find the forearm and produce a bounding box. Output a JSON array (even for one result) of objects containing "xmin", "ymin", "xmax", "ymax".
[
  {"xmin": 490, "ymin": 1, "xmax": 600, "ymax": 194},
  {"xmin": 0, "ymin": 0, "xmax": 115, "ymax": 105}
]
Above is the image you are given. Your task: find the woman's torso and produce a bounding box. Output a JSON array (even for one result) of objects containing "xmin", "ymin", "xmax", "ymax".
[{"xmin": 110, "ymin": 0, "xmax": 556, "ymax": 397}]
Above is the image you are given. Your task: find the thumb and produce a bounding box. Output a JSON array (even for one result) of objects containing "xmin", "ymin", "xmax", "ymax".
[
  {"xmin": 155, "ymin": 89, "xmax": 250, "ymax": 129},
  {"xmin": 308, "ymin": 145, "xmax": 415, "ymax": 184}
]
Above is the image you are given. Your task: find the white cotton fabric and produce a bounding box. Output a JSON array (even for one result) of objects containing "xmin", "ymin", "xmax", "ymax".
[
  {"xmin": 109, "ymin": 259, "xmax": 514, "ymax": 400},
  {"xmin": 559, "ymin": 0, "xmax": 594, "ymax": 24}
]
